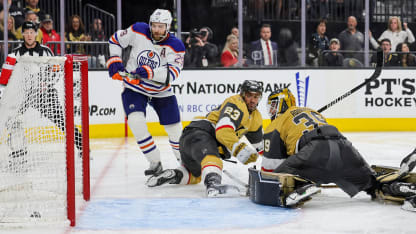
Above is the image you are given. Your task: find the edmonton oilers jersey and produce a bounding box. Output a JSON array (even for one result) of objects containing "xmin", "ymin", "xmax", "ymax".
[{"xmin": 109, "ymin": 22, "xmax": 185, "ymax": 97}]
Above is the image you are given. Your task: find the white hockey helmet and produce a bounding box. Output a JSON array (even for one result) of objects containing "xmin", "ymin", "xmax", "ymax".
[{"xmin": 149, "ymin": 9, "xmax": 172, "ymax": 41}]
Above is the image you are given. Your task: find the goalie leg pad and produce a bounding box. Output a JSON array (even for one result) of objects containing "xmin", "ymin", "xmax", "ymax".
[{"xmin": 372, "ymin": 165, "xmax": 416, "ymax": 184}]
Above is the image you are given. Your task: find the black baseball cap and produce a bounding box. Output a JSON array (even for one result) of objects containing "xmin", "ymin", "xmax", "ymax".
[
  {"xmin": 42, "ymin": 14, "xmax": 53, "ymax": 23},
  {"xmin": 22, "ymin": 21, "xmax": 38, "ymax": 31}
]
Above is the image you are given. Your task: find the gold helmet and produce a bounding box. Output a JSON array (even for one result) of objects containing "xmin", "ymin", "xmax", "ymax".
[{"xmin": 267, "ymin": 88, "xmax": 296, "ymax": 120}]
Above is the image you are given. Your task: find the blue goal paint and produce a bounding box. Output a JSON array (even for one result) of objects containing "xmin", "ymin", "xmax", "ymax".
[{"xmin": 77, "ymin": 198, "xmax": 300, "ymax": 230}]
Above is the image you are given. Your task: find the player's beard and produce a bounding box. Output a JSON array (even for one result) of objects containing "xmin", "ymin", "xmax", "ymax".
[
  {"xmin": 247, "ymin": 102, "xmax": 257, "ymax": 112},
  {"xmin": 152, "ymin": 32, "xmax": 162, "ymax": 41}
]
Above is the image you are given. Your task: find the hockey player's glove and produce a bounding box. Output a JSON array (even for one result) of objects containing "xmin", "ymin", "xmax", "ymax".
[
  {"xmin": 0, "ymin": 84, "xmax": 5, "ymax": 101},
  {"xmin": 106, "ymin": 56, "xmax": 125, "ymax": 81},
  {"xmin": 232, "ymin": 142, "xmax": 258, "ymax": 165},
  {"xmin": 252, "ymin": 141, "xmax": 264, "ymax": 155},
  {"xmin": 133, "ymin": 65, "xmax": 154, "ymax": 80}
]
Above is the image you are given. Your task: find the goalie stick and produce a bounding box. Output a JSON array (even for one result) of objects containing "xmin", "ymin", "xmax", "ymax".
[
  {"xmin": 317, "ymin": 48, "xmax": 384, "ymax": 113},
  {"xmin": 223, "ymin": 169, "xmax": 337, "ymax": 194}
]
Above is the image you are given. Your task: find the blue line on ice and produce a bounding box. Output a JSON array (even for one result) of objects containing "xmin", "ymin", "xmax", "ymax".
[{"xmin": 77, "ymin": 198, "xmax": 300, "ymax": 230}]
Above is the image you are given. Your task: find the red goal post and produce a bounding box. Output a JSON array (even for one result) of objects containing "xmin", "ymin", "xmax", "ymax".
[{"xmin": 0, "ymin": 54, "xmax": 90, "ymax": 227}]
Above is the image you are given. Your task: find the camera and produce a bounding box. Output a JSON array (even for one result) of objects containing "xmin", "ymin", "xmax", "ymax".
[{"xmin": 189, "ymin": 28, "xmax": 207, "ymax": 45}]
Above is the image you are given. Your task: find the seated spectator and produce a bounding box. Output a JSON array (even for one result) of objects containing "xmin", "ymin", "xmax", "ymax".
[
  {"xmin": 15, "ymin": 10, "xmax": 42, "ymax": 42},
  {"xmin": 0, "ymin": 0, "xmax": 24, "ymax": 28},
  {"xmin": 322, "ymin": 38, "xmax": 344, "ymax": 66},
  {"xmin": 184, "ymin": 26, "xmax": 218, "ymax": 67},
  {"xmin": 247, "ymin": 24, "xmax": 278, "ymax": 66},
  {"xmin": 90, "ymin": 18, "xmax": 106, "ymax": 41},
  {"xmin": 396, "ymin": 42, "xmax": 416, "ymax": 67},
  {"xmin": 0, "ymin": 15, "xmax": 17, "ymax": 41},
  {"xmin": 89, "ymin": 18, "xmax": 106, "ymax": 68},
  {"xmin": 65, "ymin": 15, "xmax": 90, "ymax": 54},
  {"xmin": 221, "ymin": 34, "xmax": 243, "ymax": 67},
  {"xmin": 370, "ymin": 16, "xmax": 415, "ymax": 52},
  {"xmin": 308, "ymin": 19, "xmax": 329, "ymax": 66},
  {"xmin": 338, "ymin": 16, "xmax": 364, "ymax": 62},
  {"xmin": 371, "ymin": 38, "xmax": 399, "ymax": 66},
  {"xmin": 23, "ymin": 0, "xmax": 45, "ymax": 23},
  {"xmin": 278, "ymin": 28, "xmax": 299, "ymax": 66},
  {"xmin": 39, "ymin": 14, "xmax": 60, "ymax": 54}
]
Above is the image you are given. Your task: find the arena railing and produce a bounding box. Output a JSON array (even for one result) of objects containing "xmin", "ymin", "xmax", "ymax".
[{"xmin": 242, "ymin": 0, "xmax": 416, "ymax": 23}]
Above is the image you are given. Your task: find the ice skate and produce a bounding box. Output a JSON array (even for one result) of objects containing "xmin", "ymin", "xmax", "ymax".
[
  {"xmin": 144, "ymin": 161, "xmax": 163, "ymax": 176},
  {"xmin": 205, "ymin": 172, "xmax": 240, "ymax": 198},
  {"xmin": 146, "ymin": 169, "xmax": 183, "ymax": 187},
  {"xmin": 402, "ymin": 195, "xmax": 416, "ymax": 212},
  {"xmin": 285, "ymin": 184, "xmax": 321, "ymax": 207}
]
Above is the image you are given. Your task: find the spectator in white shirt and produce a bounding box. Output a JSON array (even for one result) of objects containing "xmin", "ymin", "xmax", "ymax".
[{"xmin": 370, "ymin": 16, "xmax": 415, "ymax": 52}]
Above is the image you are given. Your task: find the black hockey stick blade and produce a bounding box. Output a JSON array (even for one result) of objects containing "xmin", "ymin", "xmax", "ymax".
[{"xmin": 317, "ymin": 48, "xmax": 384, "ymax": 113}]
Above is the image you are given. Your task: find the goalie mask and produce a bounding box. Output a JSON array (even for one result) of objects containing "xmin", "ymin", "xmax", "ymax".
[
  {"xmin": 267, "ymin": 88, "xmax": 296, "ymax": 120},
  {"xmin": 149, "ymin": 9, "xmax": 172, "ymax": 42}
]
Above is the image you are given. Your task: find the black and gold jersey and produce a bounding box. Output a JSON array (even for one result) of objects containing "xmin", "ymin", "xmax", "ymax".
[
  {"xmin": 263, "ymin": 106, "xmax": 327, "ymax": 159},
  {"xmin": 194, "ymin": 94, "xmax": 263, "ymax": 151}
]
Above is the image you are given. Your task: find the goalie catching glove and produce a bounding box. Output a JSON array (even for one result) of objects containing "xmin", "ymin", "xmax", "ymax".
[{"xmin": 232, "ymin": 142, "xmax": 258, "ymax": 165}]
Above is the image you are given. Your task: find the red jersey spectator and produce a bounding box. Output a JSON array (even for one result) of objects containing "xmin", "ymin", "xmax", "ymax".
[
  {"xmin": 221, "ymin": 34, "xmax": 240, "ymax": 67},
  {"xmin": 39, "ymin": 14, "xmax": 60, "ymax": 54}
]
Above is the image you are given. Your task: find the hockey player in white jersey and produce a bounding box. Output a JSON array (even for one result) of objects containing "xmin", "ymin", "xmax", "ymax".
[{"xmin": 106, "ymin": 9, "xmax": 185, "ymax": 176}]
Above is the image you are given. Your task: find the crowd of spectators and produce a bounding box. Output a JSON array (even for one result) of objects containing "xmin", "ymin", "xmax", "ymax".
[
  {"xmin": 189, "ymin": 13, "xmax": 416, "ymax": 68},
  {"xmin": 0, "ymin": 0, "xmax": 107, "ymax": 68},
  {"xmin": 1, "ymin": 1, "xmax": 416, "ymax": 69}
]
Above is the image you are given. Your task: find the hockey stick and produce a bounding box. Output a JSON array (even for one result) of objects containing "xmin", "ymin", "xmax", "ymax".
[
  {"xmin": 317, "ymin": 49, "xmax": 384, "ymax": 113},
  {"xmin": 224, "ymin": 169, "xmax": 338, "ymax": 190},
  {"xmin": 223, "ymin": 169, "xmax": 249, "ymax": 196},
  {"xmin": 119, "ymin": 71, "xmax": 163, "ymax": 86},
  {"xmin": 119, "ymin": 64, "xmax": 170, "ymax": 86}
]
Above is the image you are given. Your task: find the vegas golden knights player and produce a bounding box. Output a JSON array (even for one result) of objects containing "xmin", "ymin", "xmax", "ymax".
[
  {"xmin": 147, "ymin": 80, "xmax": 264, "ymax": 197},
  {"xmin": 250, "ymin": 88, "xmax": 416, "ymax": 209}
]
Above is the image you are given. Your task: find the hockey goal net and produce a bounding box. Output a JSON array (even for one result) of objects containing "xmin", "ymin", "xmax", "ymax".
[{"xmin": 0, "ymin": 55, "xmax": 89, "ymax": 226}]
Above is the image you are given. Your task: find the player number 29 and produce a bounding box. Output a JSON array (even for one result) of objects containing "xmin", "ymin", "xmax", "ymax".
[{"xmin": 224, "ymin": 107, "xmax": 241, "ymax": 120}]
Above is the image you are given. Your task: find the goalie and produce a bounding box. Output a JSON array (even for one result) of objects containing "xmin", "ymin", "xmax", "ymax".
[{"xmin": 249, "ymin": 88, "xmax": 416, "ymax": 210}]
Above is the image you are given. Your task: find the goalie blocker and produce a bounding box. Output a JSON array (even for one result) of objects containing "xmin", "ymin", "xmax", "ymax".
[{"xmin": 248, "ymin": 167, "xmax": 321, "ymax": 207}]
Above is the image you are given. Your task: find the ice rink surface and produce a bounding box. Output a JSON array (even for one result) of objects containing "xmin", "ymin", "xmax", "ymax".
[{"xmin": 3, "ymin": 132, "xmax": 416, "ymax": 234}]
